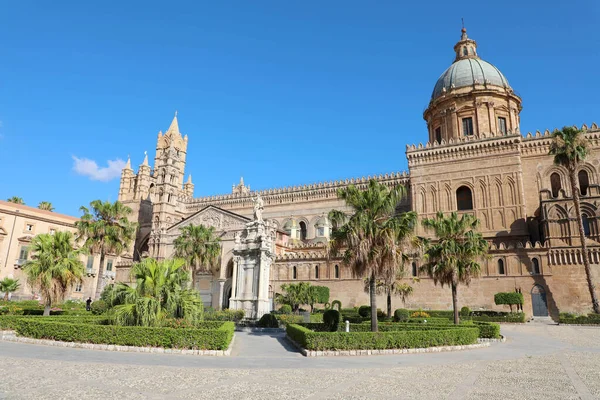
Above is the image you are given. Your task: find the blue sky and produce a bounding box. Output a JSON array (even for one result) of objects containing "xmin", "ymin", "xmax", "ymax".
[{"xmin": 1, "ymin": 1, "xmax": 598, "ymax": 216}]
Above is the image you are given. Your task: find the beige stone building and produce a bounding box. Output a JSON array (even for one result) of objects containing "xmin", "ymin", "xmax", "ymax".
[
  {"xmin": 117, "ymin": 29, "xmax": 600, "ymax": 319},
  {"xmin": 0, "ymin": 201, "xmax": 119, "ymax": 301}
]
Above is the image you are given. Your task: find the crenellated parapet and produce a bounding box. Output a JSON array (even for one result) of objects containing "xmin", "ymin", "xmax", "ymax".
[
  {"xmin": 520, "ymin": 123, "xmax": 600, "ymax": 156},
  {"xmin": 184, "ymin": 171, "xmax": 410, "ymax": 212},
  {"xmin": 406, "ymin": 133, "xmax": 522, "ymax": 167}
]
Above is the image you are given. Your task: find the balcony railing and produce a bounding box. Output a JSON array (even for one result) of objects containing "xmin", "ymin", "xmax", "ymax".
[
  {"xmin": 14, "ymin": 258, "xmax": 27, "ymax": 268},
  {"xmin": 86, "ymin": 268, "xmax": 96, "ymax": 277}
]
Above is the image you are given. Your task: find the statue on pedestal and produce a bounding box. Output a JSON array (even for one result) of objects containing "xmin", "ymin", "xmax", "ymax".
[{"xmin": 252, "ymin": 194, "xmax": 264, "ymax": 222}]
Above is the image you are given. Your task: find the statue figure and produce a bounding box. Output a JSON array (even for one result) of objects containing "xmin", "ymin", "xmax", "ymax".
[
  {"xmin": 234, "ymin": 231, "xmax": 241, "ymax": 245},
  {"xmin": 252, "ymin": 194, "xmax": 264, "ymax": 222}
]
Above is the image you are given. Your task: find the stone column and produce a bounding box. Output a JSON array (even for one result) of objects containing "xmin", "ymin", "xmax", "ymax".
[
  {"xmin": 217, "ymin": 279, "xmax": 225, "ymax": 310},
  {"xmin": 230, "ymin": 256, "xmax": 239, "ymax": 299}
]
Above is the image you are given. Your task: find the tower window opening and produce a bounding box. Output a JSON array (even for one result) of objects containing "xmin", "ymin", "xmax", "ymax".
[
  {"xmin": 578, "ymin": 170, "xmax": 589, "ymax": 196},
  {"xmin": 498, "ymin": 117, "xmax": 507, "ymax": 135},
  {"xmin": 456, "ymin": 186, "xmax": 473, "ymax": 211},
  {"xmin": 582, "ymin": 214, "xmax": 591, "ymax": 237},
  {"xmin": 334, "ymin": 264, "xmax": 339, "ymax": 279},
  {"xmin": 498, "ymin": 259, "xmax": 505, "ymax": 275},
  {"xmin": 532, "ymin": 258, "xmax": 540, "ymax": 275},
  {"xmin": 292, "ymin": 266, "xmax": 297, "ymax": 280},
  {"xmin": 299, "ymin": 221, "xmax": 307, "ymax": 240},
  {"xmin": 550, "ymin": 173, "xmax": 562, "ymax": 198},
  {"xmin": 462, "ymin": 117, "xmax": 474, "ymax": 136},
  {"xmin": 463, "ymin": 47, "xmax": 468, "ymax": 56},
  {"xmin": 315, "ymin": 265, "xmax": 319, "ymax": 279},
  {"xmin": 435, "ymin": 127, "xmax": 442, "ymax": 143},
  {"xmin": 412, "ymin": 262, "xmax": 417, "ymax": 277}
]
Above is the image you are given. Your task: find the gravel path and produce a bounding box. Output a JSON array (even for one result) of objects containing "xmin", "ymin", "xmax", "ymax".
[{"xmin": 0, "ymin": 322, "xmax": 598, "ymax": 399}]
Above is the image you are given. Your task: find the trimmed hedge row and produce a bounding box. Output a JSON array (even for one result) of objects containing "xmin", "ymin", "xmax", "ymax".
[
  {"xmin": 559, "ymin": 313, "xmax": 600, "ymax": 325},
  {"xmin": 470, "ymin": 313, "xmax": 525, "ymax": 323},
  {"xmin": 13, "ymin": 320, "xmax": 235, "ymax": 350},
  {"xmin": 287, "ymin": 324, "xmax": 479, "ymax": 350},
  {"xmin": 0, "ymin": 315, "xmax": 105, "ymax": 330}
]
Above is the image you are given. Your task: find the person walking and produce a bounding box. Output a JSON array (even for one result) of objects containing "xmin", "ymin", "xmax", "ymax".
[{"xmin": 86, "ymin": 297, "xmax": 92, "ymax": 311}]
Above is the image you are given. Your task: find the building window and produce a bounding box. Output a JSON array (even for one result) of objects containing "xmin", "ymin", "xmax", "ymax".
[
  {"xmin": 578, "ymin": 170, "xmax": 590, "ymax": 196},
  {"xmin": 25, "ymin": 224, "xmax": 34, "ymax": 232},
  {"xmin": 49, "ymin": 228, "xmax": 56, "ymax": 235},
  {"xmin": 532, "ymin": 258, "xmax": 540, "ymax": 275},
  {"xmin": 299, "ymin": 221, "xmax": 307, "ymax": 240},
  {"xmin": 292, "ymin": 266, "xmax": 297, "ymax": 280},
  {"xmin": 462, "ymin": 117, "xmax": 474, "ymax": 136},
  {"xmin": 315, "ymin": 265, "xmax": 319, "ymax": 279},
  {"xmin": 550, "ymin": 173, "xmax": 562, "ymax": 198},
  {"xmin": 435, "ymin": 127, "xmax": 442, "ymax": 143},
  {"xmin": 334, "ymin": 265, "xmax": 339, "ymax": 279},
  {"xmin": 86, "ymin": 256, "xmax": 94, "ymax": 271},
  {"xmin": 498, "ymin": 117, "xmax": 507, "ymax": 135},
  {"xmin": 456, "ymin": 186, "xmax": 473, "ymax": 211},
  {"xmin": 498, "ymin": 259, "xmax": 505, "ymax": 275},
  {"xmin": 317, "ymin": 227, "xmax": 325, "ymax": 237},
  {"xmin": 582, "ymin": 214, "xmax": 591, "ymax": 237},
  {"xmin": 463, "ymin": 47, "xmax": 468, "ymax": 56},
  {"xmin": 75, "ymin": 282, "xmax": 82, "ymax": 292},
  {"xmin": 18, "ymin": 246, "xmax": 29, "ymax": 261},
  {"xmin": 412, "ymin": 262, "xmax": 417, "ymax": 277},
  {"xmin": 106, "ymin": 259, "xmax": 113, "ymax": 272}
]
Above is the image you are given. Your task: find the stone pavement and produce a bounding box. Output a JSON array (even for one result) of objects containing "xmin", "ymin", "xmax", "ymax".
[{"xmin": 0, "ymin": 323, "xmax": 599, "ymax": 399}]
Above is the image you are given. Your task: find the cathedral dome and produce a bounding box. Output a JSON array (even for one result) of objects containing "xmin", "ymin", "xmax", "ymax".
[
  {"xmin": 431, "ymin": 58, "xmax": 510, "ymax": 100},
  {"xmin": 430, "ymin": 28, "xmax": 511, "ymax": 101}
]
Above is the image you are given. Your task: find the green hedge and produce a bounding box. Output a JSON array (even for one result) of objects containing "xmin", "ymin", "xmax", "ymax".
[
  {"xmin": 473, "ymin": 322, "xmax": 501, "ymax": 338},
  {"xmin": 494, "ymin": 292, "xmax": 524, "ymax": 307},
  {"xmin": 204, "ymin": 309, "xmax": 245, "ymax": 322},
  {"xmin": 13, "ymin": 320, "xmax": 234, "ymax": 350},
  {"xmin": 287, "ymin": 324, "xmax": 479, "ymax": 350},
  {"xmin": 0, "ymin": 315, "xmax": 106, "ymax": 330},
  {"xmin": 471, "ymin": 313, "xmax": 525, "ymax": 323},
  {"xmin": 559, "ymin": 313, "xmax": 600, "ymax": 325},
  {"xmin": 313, "ymin": 286, "xmax": 330, "ymax": 304}
]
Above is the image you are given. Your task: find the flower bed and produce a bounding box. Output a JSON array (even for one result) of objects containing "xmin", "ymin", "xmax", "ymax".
[
  {"xmin": 287, "ymin": 323, "xmax": 479, "ymax": 351},
  {"xmin": 3, "ymin": 317, "xmax": 234, "ymax": 350}
]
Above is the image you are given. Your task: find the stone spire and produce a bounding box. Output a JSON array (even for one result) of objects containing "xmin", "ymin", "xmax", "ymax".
[
  {"xmin": 186, "ymin": 174, "xmax": 193, "ymax": 184},
  {"xmin": 453, "ymin": 26, "xmax": 478, "ymax": 61},
  {"xmin": 166, "ymin": 111, "xmax": 180, "ymax": 136},
  {"xmin": 124, "ymin": 155, "xmax": 132, "ymax": 170},
  {"xmin": 142, "ymin": 151, "xmax": 149, "ymax": 166}
]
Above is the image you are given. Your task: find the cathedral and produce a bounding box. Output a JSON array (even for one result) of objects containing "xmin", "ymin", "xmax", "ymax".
[{"xmin": 116, "ymin": 29, "xmax": 600, "ymax": 319}]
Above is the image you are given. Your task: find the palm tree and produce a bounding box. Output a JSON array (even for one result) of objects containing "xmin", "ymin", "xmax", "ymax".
[
  {"xmin": 364, "ymin": 277, "xmax": 414, "ymax": 318},
  {"xmin": 328, "ymin": 180, "xmax": 416, "ymax": 332},
  {"xmin": 38, "ymin": 201, "xmax": 54, "ymax": 211},
  {"xmin": 0, "ymin": 278, "xmax": 21, "ymax": 301},
  {"xmin": 76, "ymin": 200, "xmax": 137, "ymax": 300},
  {"xmin": 111, "ymin": 258, "xmax": 204, "ymax": 327},
  {"xmin": 275, "ymin": 282, "xmax": 312, "ymax": 312},
  {"xmin": 549, "ymin": 126, "xmax": 600, "ymax": 314},
  {"xmin": 421, "ymin": 212, "xmax": 488, "ymax": 324},
  {"xmin": 173, "ymin": 224, "xmax": 221, "ymax": 288},
  {"xmin": 7, "ymin": 196, "xmax": 24, "ymax": 204},
  {"xmin": 23, "ymin": 231, "xmax": 84, "ymax": 315}
]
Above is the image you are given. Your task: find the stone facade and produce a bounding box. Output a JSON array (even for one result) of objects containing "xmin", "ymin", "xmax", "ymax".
[
  {"xmin": 117, "ymin": 29, "xmax": 600, "ymax": 319},
  {"xmin": 0, "ymin": 201, "xmax": 121, "ymax": 300}
]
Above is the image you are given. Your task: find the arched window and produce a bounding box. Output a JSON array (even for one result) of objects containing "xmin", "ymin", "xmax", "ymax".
[
  {"xmin": 299, "ymin": 221, "xmax": 307, "ymax": 240},
  {"xmin": 167, "ymin": 193, "xmax": 172, "ymax": 203},
  {"xmin": 334, "ymin": 264, "xmax": 339, "ymax": 279},
  {"xmin": 551, "ymin": 173, "xmax": 561, "ymax": 198},
  {"xmin": 463, "ymin": 47, "xmax": 468, "ymax": 56},
  {"xmin": 412, "ymin": 262, "xmax": 417, "ymax": 277},
  {"xmin": 292, "ymin": 266, "xmax": 297, "ymax": 280},
  {"xmin": 582, "ymin": 214, "xmax": 591, "ymax": 237},
  {"xmin": 456, "ymin": 186, "xmax": 473, "ymax": 211},
  {"xmin": 532, "ymin": 258, "xmax": 540, "ymax": 275},
  {"xmin": 578, "ymin": 170, "xmax": 590, "ymax": 196},
  {"xmin": 315, "ymin": 265, "xmax": 319, "ymax": 279},
  {"xmin": 498, "ymin": 259, "xmax": 505, "ymax": 275}
]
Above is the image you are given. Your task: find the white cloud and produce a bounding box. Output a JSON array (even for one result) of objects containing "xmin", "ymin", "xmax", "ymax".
[{"xmin": 72, "ymin": 156, "xmax": 126, "ymax": 182}]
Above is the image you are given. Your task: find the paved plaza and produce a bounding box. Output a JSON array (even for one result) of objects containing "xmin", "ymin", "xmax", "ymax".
[{"xmin": 0, "ymin": 323, "xmax": 599, "ymax": 399}]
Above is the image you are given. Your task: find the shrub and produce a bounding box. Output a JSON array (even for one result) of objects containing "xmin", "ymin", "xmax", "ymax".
[
  {"xmin": 13, "ymin": 319, "xmax": 234, "ymax": 349},
  {"xmin": 411, "ymin": 311, "xmax": 430, "ymax": 318},
  {"xmin": 473, "ymin": 322, "xmax": 501, "ymax": 338},
  {"xmin": 204, "ymin": 309, "xmax": 245, "ymax": 322},
  {"xmin": 287, "ymin": 324, "xmax": 479, "ymax": 350},
  {"xmin": 278, "ymin": 305, "xmax": 292, "ymax": 314},
  {"xmin": 310, "ymin": 313, "xmax": 324, "ymax": 323},
  {"xmin": 323, "ymin": 309, "xmax": 340, "ymax": 332},
  {"xmin": 472, "ymin": 312, "xmax": 525, "ymax": 323},
  {"xmin": 257, "ymin": 313, "xmax": 279, "ymax": 328},
  {"xmin": 331, "ymin": 300, "xmax": 342, "ymax": 311},
  {"xmin": 460, "ymin": 306, "xmax": 471, "ymax": 317},
  {"xmin": 313, "ymin": 286, "xmax": 330, "ymax": 304},
  {"xmin": 276, "ymin": 314, "xmax": 304, "ymax": 326},
  {"xmin": 358, "ymin": 306, "xmax": 383, "ymax": 318},
  {"xmin": 494, "ymin": 292, "xmax": 524, "ymax": 312},
  {"xmin": 90, "ymin": 300, "xmax": 108, "ymax": 315},
  {"xmin": 559, "ymin": 313, "xmax": 600, "ymax": 325},
  {"xmin": 394, "ymin": 309, "xmax": 410, "ymax": 322},
  {"xmin": 405, "ymin": 317, "xmax": 450, "ymax": 324}
]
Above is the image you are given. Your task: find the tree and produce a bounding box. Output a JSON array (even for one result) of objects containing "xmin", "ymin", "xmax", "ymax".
[
  {"xmin": 328, "ymin": 180, "xmax": 416, "ymax": 332},
  {"xmin": 76, "ymin": 200, "xmax": 137, "ymax": 300},
  {"xmin": 111, "ymin": 258, "xmax": 204, "ymax": 327},
  {"xmin": 173, "ymin": 224, "xmax": 221, "ymax": 288},
  {"xmin": 7, "ymin": 197, "xmax": 24, "ymax": 204},
  {"xmin": 363, "ymin": 277, "xmax": 414, "ymax": 318},
  {"xmin": 0, "ymin": 278, "xmax": 20, "ymax": 301},
  {"xmin": 23, "ymin": 231, "xmax": 84, "ymax": 315},
  {"xmin": 38, "ymin": 201, "xmax": 54, "ymax": 211},
  {"xmin": 275, "ymin": 282, "xmax": 311, "ymax": 312},
  {"xmin": 421, "ymin": 212, "xmax": 488, "ymax": 324},
  {"xmin": 549, "ymin": 126, "xmax": 600, "ymax": 314}
]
